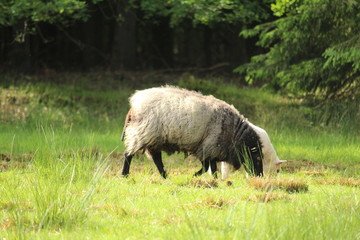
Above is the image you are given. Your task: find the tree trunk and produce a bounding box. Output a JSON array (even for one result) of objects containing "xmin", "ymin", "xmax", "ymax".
[{"xmin": 112, "ymin": 2, "xmax": 137, "ymax": 69}]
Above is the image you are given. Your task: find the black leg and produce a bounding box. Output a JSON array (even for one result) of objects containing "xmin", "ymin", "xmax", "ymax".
[
  {"xmin": 194, "ymin": 159, "xmax": 210, "ymax": 177},
  {"xmin": 210, "ymin": 160, "xmax": 218, "ymax": 178},
  {"xmin": 122, "ymin": 153, "xmax": 133, "ymax": 177},
  {"xmin": 149, "ymin": 150, "xmax": 167, "ymax": 179}
]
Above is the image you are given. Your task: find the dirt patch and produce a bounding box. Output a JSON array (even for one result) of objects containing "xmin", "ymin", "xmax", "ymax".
[
  {"xmin": 0, "ymin": 152, "xmax": 34, "ymax": 171},
  {"xmin": 0, "ymin": 152, "xmax": 34, "ymax": 162},
  {"xmin": 283, "ymin": 159, "xmax": 360, "ymax": 177},
  {"xmin": 248, "ymin": 177, "xmax": 309, "ymax": 193},
  {"xmin": 0, "ymin": 161, "xmax": 28, "ymax": 171},
  {"xmin": 0, "ymin": 153, "xmax": 10, "ymax": 161},
  {"xmin": 282, "ymin": 159, "xmax": 323, "ymax": 173}
]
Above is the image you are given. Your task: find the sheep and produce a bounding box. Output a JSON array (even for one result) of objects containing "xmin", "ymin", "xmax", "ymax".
[{"xmin": 121, "ymin": 86, "xmax": 286, "ymax": 179}]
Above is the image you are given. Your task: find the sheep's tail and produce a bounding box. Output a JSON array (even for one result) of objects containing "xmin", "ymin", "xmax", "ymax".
[{"xmin": 121, "ymin": 108, "xmax": 133, "ymax": 141}]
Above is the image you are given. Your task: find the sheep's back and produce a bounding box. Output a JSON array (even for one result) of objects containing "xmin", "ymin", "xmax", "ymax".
[{"xmin": 125, "ymin": 86, "xmax": 239, "ymax": 157}]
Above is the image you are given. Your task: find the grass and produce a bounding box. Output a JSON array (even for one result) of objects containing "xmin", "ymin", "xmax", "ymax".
[
  {"xmin": 248, "ymin": 177, "xmax": 309, "ymax": 193},
  {"xmin": 0, "ymin": 72, "xmax": 359, "ymax": 239}
]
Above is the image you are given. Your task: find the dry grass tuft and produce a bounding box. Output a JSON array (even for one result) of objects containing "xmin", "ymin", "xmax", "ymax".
[
  {"xmin": 0, "ymin": 218, "xmax": 16, "ymax": 230},
  {"xmin": 248, "ymin": 193, "xmax": 290, "ymax": 203},
  {"xmin": 338, "ymin": 178, "xmax": 360, "ymax": 187},
  {"xmin": 248, "ymin": 177, "xmax": 272, "ymax": 191},
  {"xmin": 0, "ymin": 161, "xmax": 31, "ymax": 171},
  {"xmin": 203, "ymin": 197, "xmax": 234, "ymax": 208},
  {"xmin": 0, "ymin": 89, "xmax": 32, "ymax": 121},
  {"xmin": 161, "ymin": 215, "xmax": 183, "ymax": 225},
  {"xmin": 182, "ymin": 197, "xmax": 235, "ymax": 209},
  {"xmin": 0, "ymin": 152, "xmax": 34, "ymax": 162},
  {"xmin": 0, "ymin": 152, "xmax": 34, "ymax": 173},
  {"xmin": 147, "ymin": 177, "xmax": 163, "ymax": 184},
  {"xmin": 316, "ymin": 177, "xmax": 360, "ymax": 187},
  {"xmin": 248, "ymin": 177, "xmax": 309, "ymax": 193},
  {"xmin": 300, "ymin": 170, "xmax": 325, "ymax": 177},
  {"xmin": 0, "ymin": 202, "xmax": 18, "ymax": 211},
  {"xmin": 190, "ymin": 178, "xmax": 218, "ymax": 188},
  {"xmin": 281, "ymin": 159, "xmax": 329, "ymax": 173},
  {"xmin": 0, "ymin": 153, "xmax": 11, "ymax": 162}
]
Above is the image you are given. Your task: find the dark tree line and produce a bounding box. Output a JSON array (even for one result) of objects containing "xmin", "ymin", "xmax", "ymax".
[
  {"xmin": 1, "ymin": 0, "xmax": 358, "ymax": 97},
  {"xmin": 0, "ymin": 0, "xmax": 268, "ymax": 72}
]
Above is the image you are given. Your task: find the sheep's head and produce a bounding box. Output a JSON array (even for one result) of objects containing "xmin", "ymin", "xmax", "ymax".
[
  {"xmin": 232, "ymin": 122, "xmax": 286, "ymax": 177},
  {"xmin": 250, "ymin": 123, "xmax": 286, "ymax": 175}
]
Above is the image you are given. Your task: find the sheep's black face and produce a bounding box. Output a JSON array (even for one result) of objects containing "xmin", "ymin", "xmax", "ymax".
[
  {"xmin": 233, "ymin": 145, "xmax": 263, "ymax": 177},
  {"xmin": 247, "ymin": 146, "xmax": 263, "ymax": 176},
  {"xmin": 234, "ymin": 121, "xmax": 264, "ymax": 176}
]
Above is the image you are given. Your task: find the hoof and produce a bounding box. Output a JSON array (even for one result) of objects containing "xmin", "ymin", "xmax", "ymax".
[{"xmin": 161, "ymin": 172, "xmax": 168, "ymax": 179}]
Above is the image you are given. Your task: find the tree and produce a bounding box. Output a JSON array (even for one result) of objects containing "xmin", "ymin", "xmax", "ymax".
[
  {"xmin": 134, "ymin": 0, "xmax": 272, "ymax": 26},
  {"xmin": 0, "ymin": 0, "xmax": 274, "ymax": 71},
  {"xmin": 237, "ymin": 0, "xmax": 360, "ymax": 98},
  {"xmin": 130, "ymin": 0, "xmax": 274, "ymax": 68},
  {"xmin": 0, "ymin": 0, "xmax": 99, "ymax": 28}
]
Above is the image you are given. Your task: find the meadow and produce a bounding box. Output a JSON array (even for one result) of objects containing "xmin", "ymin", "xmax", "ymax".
[{"xmin": 0, "ymin": 72, "xmax": 359, "ymax": 239}]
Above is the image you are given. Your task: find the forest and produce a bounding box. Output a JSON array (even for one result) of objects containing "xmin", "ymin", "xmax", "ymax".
[
  {"xmin": 1, "ymin": 0, "xmax": 359, "ymax": 97},
  {"xmin": 0, "ymin": 0, "xmax": 359, "ymax": 239}
]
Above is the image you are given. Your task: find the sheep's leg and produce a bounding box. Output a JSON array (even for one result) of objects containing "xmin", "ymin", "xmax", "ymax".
[
  {"xmin": 221, "ymin": 162, "xmax": 230, "ymax": 180},
  {"xmin": 194, "ymin": 159, "xmax": 210, "ymax": 177},
  {"xmin": 122, "ymin": 153, "xmax": 133, "ymax": 177},
  {"xmin": 210, "ymin": 160, "xmax": 218, "ymax": 178},
  {"xmin": 149, "ymin": 150, "xmax": 167, "ymax": 179}
]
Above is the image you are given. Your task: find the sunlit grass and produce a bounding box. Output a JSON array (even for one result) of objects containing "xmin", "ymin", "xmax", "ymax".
[
  {"xmin": 0, "ymin": 75, "xmax": 359, "ymax": 239},
  {"xmin": 1, "ymin": 146, "xmax": 359, "ymax": 239}
]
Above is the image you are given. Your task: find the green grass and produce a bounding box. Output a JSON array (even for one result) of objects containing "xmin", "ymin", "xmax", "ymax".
[{"xmin": 0, "ymin": 73, "xmax": 359, "ymax": 239}]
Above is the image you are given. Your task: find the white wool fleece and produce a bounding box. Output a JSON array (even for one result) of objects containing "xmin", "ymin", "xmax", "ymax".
[{"xmin": 124, "ymin": 86, "xmax": 240, "ymax": 161}]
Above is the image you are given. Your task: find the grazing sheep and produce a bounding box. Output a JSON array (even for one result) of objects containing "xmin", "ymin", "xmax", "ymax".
[{"xmin": 121, "ymin": 86, "xmax": 285, "ymax": 179}]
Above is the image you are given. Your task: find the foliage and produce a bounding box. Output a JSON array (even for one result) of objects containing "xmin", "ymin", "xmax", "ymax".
[
  {"xmin": 0, "ymin": 0, "xmax": 274, "ymax": 29},
  {"xmin": 132, "ymin": 0, "xmax": 273, "ymax": 26},
  {"xmin": 237, "ymin": 0, "xmax": 360, "ymax": 97},
  {"xmin": 0, "ymin": 0, "xmax": 95, "ymax": 26},
  {"xmin": 270, "ymin": 0, "xmax": 300, "ymax": 17},
  {"xmin": 0, "ymin": 0, "xmax": 105, "ymax": 40}
]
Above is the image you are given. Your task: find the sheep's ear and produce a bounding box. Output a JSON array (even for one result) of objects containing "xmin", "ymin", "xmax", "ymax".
[{"xmin": 275, "ymin": 159, "xmax": 287, "ymax": 166}]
